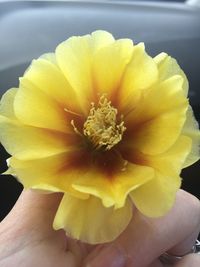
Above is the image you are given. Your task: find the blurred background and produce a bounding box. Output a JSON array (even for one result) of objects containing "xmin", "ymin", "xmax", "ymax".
[{"xmin": 0, "ymin": 0, "xmax": 200, "ymax": 221}]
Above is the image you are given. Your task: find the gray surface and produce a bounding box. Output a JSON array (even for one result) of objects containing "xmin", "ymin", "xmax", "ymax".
[
  {"xmin": 0, "ymin": 1, "xmax": 200, "ymax": 108},
  {"xmin": 0, "ymin": 1, "xmax": 199, "ymax": 70}
]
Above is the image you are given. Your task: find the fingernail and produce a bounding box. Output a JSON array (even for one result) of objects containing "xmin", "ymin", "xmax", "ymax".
[{"xmin": 86, "ymin": 245, "xmax": 126, "ymax": 267}]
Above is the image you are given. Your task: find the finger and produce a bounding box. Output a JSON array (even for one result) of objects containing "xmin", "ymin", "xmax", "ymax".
[
  {"xmin": 166, "ymin": 228, "xmax": 200, "ymax": 256},
  {"xmin": 174, "ymin": 254, "xmax": 200, "ymax": 267},
  {"xmin": 147, "ymin": 259, "xmax": 163, "ymax": 267},
  {"xmin": 0, "ymin": 189, "xmax": 93, "ymax": 262},
  {"xmin": 0, "ymin": 189, "xmax": 63, "ymax": 236},
  {"xmin": 84, "ymin": 190, "xmax": 200, "ymax": 267},
  {"xmin": 67, "ymin": 238, "xmax": 92, "ymax": 267},
  {"xmin": 0, "ymin": 190, "xmax": 69, "ymax": 263},
  {"xmin": 166, "ymin": 192, "xmax": 200, "ymax": 256}
]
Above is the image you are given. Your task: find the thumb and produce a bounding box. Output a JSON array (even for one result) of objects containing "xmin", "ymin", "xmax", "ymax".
[{"xmin": 1, "ymin": 189, "xmax": 63, "ymax": 236}]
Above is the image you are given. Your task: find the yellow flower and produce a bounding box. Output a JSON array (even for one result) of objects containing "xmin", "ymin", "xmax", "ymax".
[{"xmin": 0, "ymin": 31, "xmax": 199, "ymax": 244}]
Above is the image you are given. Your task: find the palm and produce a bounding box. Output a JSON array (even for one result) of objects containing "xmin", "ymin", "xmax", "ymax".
[
  {"xmin": 0, "ymin": 192, "xmax": 94, "ymax": 267},
  {"xmin": 0, "ymin": 227, "xmax": 91, "ymax": 267}
]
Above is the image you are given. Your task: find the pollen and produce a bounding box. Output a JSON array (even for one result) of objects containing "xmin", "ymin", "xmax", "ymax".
[{"xmin": 83, "ymin": 95, "xmax": 126, "ymax": 150}]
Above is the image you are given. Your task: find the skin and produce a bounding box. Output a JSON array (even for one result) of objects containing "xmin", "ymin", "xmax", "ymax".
[{"xmin": 0, "ymin": 189, "xmax": 199, "ymax": 267}]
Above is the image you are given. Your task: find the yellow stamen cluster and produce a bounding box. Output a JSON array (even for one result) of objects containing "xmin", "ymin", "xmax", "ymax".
[{"xmin": 83, "ymin": 96, "xmax": 126, "ymax": 150}]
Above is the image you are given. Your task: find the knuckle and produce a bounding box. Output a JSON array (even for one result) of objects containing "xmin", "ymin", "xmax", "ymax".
[{"xmin": 180, "ymin": 190, "xmax": 200, "ymax": 228}]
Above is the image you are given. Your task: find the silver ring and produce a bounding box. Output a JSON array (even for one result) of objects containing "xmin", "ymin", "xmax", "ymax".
[{"xmin": 159, "ymin": 239, "xmax": 200, "ymax": 264}]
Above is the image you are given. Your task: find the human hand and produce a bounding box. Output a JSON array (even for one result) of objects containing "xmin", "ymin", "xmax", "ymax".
[{"xmin": 0, "ymin": 189, "xmax": 199, "ymax": 267}]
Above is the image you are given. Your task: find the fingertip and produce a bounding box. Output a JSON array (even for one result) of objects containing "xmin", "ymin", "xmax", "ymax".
[
  {"xmin": 84, "ymin": 244, "xmax": 127, "ymax": 267},
  {"xmin": 3, "ymin": 190, "xmax": 63, "ymax": 231}
]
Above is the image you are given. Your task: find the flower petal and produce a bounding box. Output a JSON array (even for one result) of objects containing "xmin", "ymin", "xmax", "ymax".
[
  {"xmin": 53, "ymin": 194, "xmax": 132, "ymax": 244},
  {"xmin": 73, "ymin": 163, "xmax": 154, "ymax": 209},
  {"xmin": 92, "ymin": 38, "xmax": 133, "ymax": 100},
  {"xmin": 130, "ymin": 111, "xmax": 187, "ymax": 155},
  {"xmin": 23, "ymin": 56, "xmax": 81, "ymax": 113},
  {"xmin": 0, "ymin": 116, "xmax": 78, "ymax": 160},
  {"xmin": 121, "ymin": 136, "xmax": 191, "ymax": 175},
  {"xmin": 154, "ymin": 52, "xmax": 188, "ymax": 96},
  {"xmin": 125, "ymin": 75, "xmax": 188, "ymax": 155},
  {"xmin": 181, "ymin": 106, "xmax": 200, "ymax": 167},
  {"xmin": 73, "ymin": 170, "xmax": 115, "ymax": 208},
  {"xmin": 0, "ymin": 88, "xmax": 17, "ymax": 119},
  {"xmin": 146, "ymin": 135, "xmax": 192, "ymax": 176},
  {"xmin": 56, "ymin": 31, "xmax": 115, "ymax": 114},
  {"xmin": 7, "ymin": 153, "xmax": 88, "ymax": 200},
  {"xmin": 113, "ymin": 163, "xmax": 154, "ymax": 208},
  {"xmin": 119, "ymin": 43, "xmax": 158, "ymax": 111},
  {"xmin": 14, "ymin": 78, "xmax": 70, "ymax": 133},
  {"xmin": 129, "ymin": 136, "xmax": 191, "ymax": 217},
  {"xmin": 130, "ymin": 173, "xmax": 181, "ymax": 217}
]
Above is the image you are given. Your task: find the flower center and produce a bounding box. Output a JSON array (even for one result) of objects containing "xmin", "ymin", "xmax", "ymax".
[{"xmin": 83, "ymin": 96, "xmax": 126, "ymax": 150}]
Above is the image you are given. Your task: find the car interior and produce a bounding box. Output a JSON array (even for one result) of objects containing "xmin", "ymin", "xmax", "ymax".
[{"xmin": 0, "ymin": 0, "xmax": 199, "ymax": 221}]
